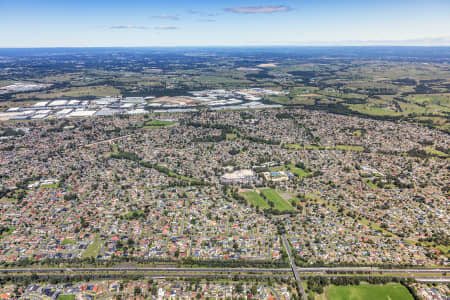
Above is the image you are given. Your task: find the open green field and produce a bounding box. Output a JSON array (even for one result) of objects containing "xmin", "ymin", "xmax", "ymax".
[
  {"xmin": 334, "ymin": 145, "xmax": 365, "ymax": 152},
  {"xmin": 416, "ymin": 116, "xmax": 449, "ymax": 132},
  {"xmin": 261, "ymin": 189, "xmax": 293, "ymax": 211},
  {"xmin": 288, "ymin": 164, "xmax": 310, "ymax": 177},
  {"xmin": 347, "ymin": 103, "xmax": 402, "ymax": 117},
  {"xmin": 226, "ymin": 133, "xmax": 237, "ymax": 140},
  {"xmin": 420, "ymin": 242, "xmax": 450, "ymax": 258},
  {"xmin": 241, "ymin": 191, "xmax": 270, "ymax": 209},
  {"xmin": 269, "ymin": 164, "xmax": 310, "ymax": 178},
  {"xmin": 40, "ymin": 183, "xmax": 60, "ymax": 189},
  {"xmin": 398, "ymin": 102, "xmax": 431, "ymax": 115},
  {"xmin": 241, "ymin": 189, "xmax": 293, "ymax": 211},
  {"xmin": 424, "ymin": 147, "xmax": 448, "ymax": 158},
  {"xmin": 406, "ymin": 94, "xmax": 450, "ymax": 113},
  {"xmin": 13, "ymin": 85, "xmax": 120, "ymax": 100},
  {"xmin": 57, "ymin": 295, "xmax": 76, "ymax": 300},
  {"xmin": 284, "ymin": 144, "xmax": 321, "ymax": 150},
  {"xmin": 436, "ymin": 245, "xmax": 450, "ymax": 258},
  {"xmin": 342, "ymin": 93, "xmax": 450, "ymax": 132},
  {"xmin": 61, "ymin": 238, "xmax": 76, "ymax": 246},
  {"xmin": 324, "ymin": 284, "xmax": 413, "ymax": 300},
  {"xmin": 111, "ymin": 144, "xmax": 119, "ymax": 154},
  {"xmin": 353, "ymin": 129, "xmax": 364, "ymax": 137},
  {"xmin": 269, "ymin": 94, "xmax": 317, "ymax": 105},
  {"xmin": 284, "ymin": 144, "xmax": 364, "ymax": 152},
  {"xmin": 82, "ymin": 235, "xmax": 101, "ymax": 259}
]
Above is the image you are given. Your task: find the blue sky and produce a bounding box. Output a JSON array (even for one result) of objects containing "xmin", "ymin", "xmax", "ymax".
[{"xmin": 1, "ymin": 0, "xmax": 449, "ymax": 47}]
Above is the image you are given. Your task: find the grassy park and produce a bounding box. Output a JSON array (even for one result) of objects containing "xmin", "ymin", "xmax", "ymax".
[
  {"xmin": 61, "ymin": 238, "xmax": 76, "ymax": 246},
  {"xmin": 424, "ymin": 147, "xmax": 448, "ymax": 158},
  {"xmin": 287, "ymin": 164, "xmax": 310, "ymax": 177},
  {"xmin": 82, "ymin": 236, "xmax": 101, "ymax": 259},
  {"xmin": 323, "ymin": 283, "xmax": 414, "ymax": 300},
  {"xmin": 284, "ymin": 144, "xmax": 364, "ymax": 152},
  {"xmin": 241, "ymin": 189, "xmax": 294, "ymax": 211},
  {"xmin": 270, "ymin": 163, "xmax": 311, "ymax": 178},
  {"xmin": 57, "ymin": 295, "xmax": 76, "ymax": 300},
  {"xmin": 40, "ymin": 182, "xmax": 60, "ymax": 189},
  {"xmin": 260, "ymin": 189, "xmax": 293, "ymax": 211},
  {"xmin": 242, "ymin": 191, "xmax": 270, "ymax": 209}
]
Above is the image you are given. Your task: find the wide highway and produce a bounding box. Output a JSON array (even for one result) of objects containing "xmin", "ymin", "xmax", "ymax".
[{"xmin": 0, "ymin": 267, "xmax": 448, "ymax": 274}]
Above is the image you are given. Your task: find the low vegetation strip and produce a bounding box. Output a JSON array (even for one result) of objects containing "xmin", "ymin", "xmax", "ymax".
[
  {"xmin": 334, "ymin": 145, "xmax": 365, "ymax": 152},
  {"xmin": 57, "ymin": 295, "xmax": 75, "ymax": 300},
  {"xmin": 143, "ymin": 119, "xmax": 176, "ymax": 129},
  {"xmin": 423, "ymin": 147, "xmax": 448, "ymax": 158},
  {"xmin": 110, "ymin": 151, "xmax": 205, "ymax": 185},
  {"xmin": 378, "ymin": 148, "xmax": 449, "ymax": 159},
  {"xmin": 283, "ymin": 144, "xmax": 364, "ymax": 152}
]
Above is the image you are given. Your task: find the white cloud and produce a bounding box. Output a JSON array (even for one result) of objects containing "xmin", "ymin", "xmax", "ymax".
[
  {"xmin": 198, "ymin": 19, "xmax": 216, "ymax": 23},
  {"xmin": 224, "ymin": 5, "xmax": 291, "ymax": 14},
  {"xmin": 154, "ymin": 26, "xmax": 179, "ymax": 30},
  {"xmin": 109, "ymin": 25, "xmax": 149, "ymax": 30}
]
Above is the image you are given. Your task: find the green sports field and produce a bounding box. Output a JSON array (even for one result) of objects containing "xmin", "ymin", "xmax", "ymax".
[
  {"xmin": 269, "ymin": 163, "xmax": 310, "ymax": 178},
  {"xmin": 143, "ymin": 119, "xmax": 176, "ymax": 129},
  {"xmin": 241, "ymin": 191, "xmax": 270, "ymax": 209},
  {"xmin": 325, "ymin": 283, "xmax": 413, "ymax": 300},
  {"xmin": 260, "ymin": 189, "xmax": 293, "ymax": 211},
  {"xmin": 288, "ymin": 164, "xmax": 310, "ymax": 178},
  {"xmin": 241, "ymin": 189, "xmax": 294, "ymax": 211}
]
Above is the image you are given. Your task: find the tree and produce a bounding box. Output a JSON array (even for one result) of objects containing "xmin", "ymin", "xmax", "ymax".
[
  {"xmin": 151, "ymin": 286, "xmax": 158, "ymax": 295},
  {"xmin": 134, "ymin": 286, "xmax": 141, "ymax": 295}
]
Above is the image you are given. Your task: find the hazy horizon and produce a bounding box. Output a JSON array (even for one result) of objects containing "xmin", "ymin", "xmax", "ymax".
[{"xmin": 1, "ymin": 0, "xmax": 450, "ymax": 47}]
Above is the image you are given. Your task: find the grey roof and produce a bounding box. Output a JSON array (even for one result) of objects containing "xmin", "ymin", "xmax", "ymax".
[{"xmin": 95, "ymin": 108, "xmax": 121, "ymax": 116}]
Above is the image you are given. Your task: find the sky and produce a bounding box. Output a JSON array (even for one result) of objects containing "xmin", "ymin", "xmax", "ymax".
[{"xmin": 1, "ymin": 0, "xmax": 450, "ymax": 47}]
